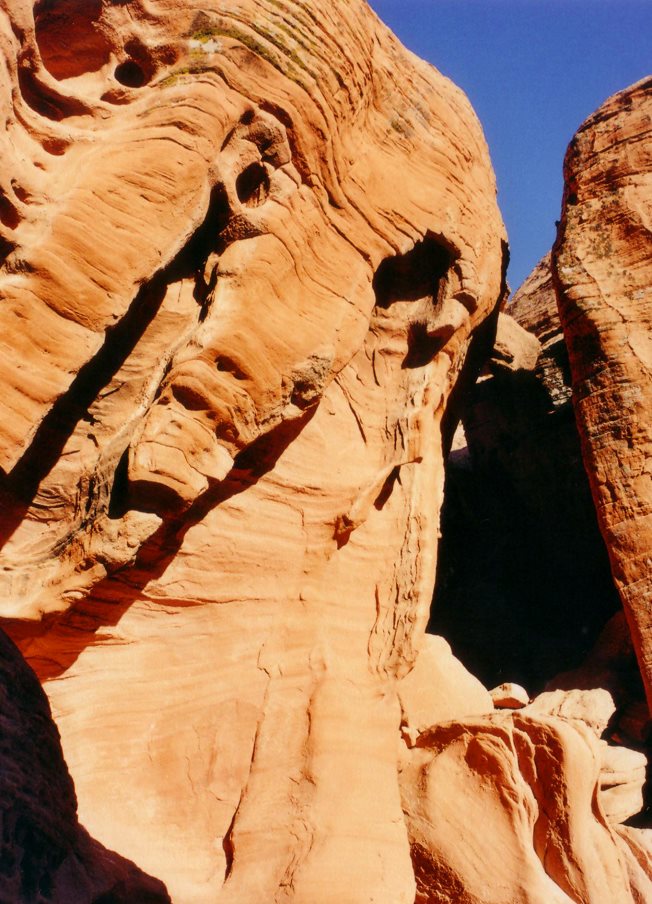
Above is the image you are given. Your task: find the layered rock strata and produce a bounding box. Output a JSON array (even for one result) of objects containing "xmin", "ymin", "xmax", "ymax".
[
  {"xmin": 0, "ymin": 1, "xmax": 506, "ymax": 901},
  {"xmin": 0, "ymin": 1, "xmax": 650, "ymax": 902},
  {"xmin": 553, "ymin": 76, "xmax": 652, "ymax": 714}
]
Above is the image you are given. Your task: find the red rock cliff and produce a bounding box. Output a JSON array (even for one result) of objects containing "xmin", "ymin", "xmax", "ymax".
[
  {"xmin": 553, "ymin": 77, "xmax": 652, "ymax": 712},
  {"xmin": 0, "ymin": 1, "xmax": 505, "ymax": 900},
  {"xmin": 0, "ymin": 2, "xmax": 649, "ymax": 902}
]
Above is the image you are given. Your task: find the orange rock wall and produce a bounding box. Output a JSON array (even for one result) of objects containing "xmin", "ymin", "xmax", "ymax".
[
  {"xmin": 553, "ymin": 77, "xmax": 652, "ymax": 710},
  {"xmin": 0, "ymin": 1, "xmax": 506, "ymax": 901},
  {"xmin": 0, "ymin": 1, "xmax": 650, "ymax": 902}
]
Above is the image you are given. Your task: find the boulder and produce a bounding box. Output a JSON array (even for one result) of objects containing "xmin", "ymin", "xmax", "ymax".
[
  {"xmin": 599, "ymin": 742, "xmax": 648, "ymax": 825},
  {"xmin": 525, "ymin": 687, "xmax": 616, "ymax": 736},
  {"xmin": 490, "ymin": 682, "xmax": 530, "ymax": 709},
  {"xmin": 398, "ymin": 635, "xmax": 493, "ymax": 739}
]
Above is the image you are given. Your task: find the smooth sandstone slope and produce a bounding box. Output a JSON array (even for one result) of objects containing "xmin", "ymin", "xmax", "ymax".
[
  {"xmin": 1, "ymin": 1, "xmax": 506, "ymax": 901},
  {"xmin": 553, "ymin": 77, "xmax": 652, "ymax": 710}
]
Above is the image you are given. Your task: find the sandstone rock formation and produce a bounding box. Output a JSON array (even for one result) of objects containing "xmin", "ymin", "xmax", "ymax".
[
  {"xmin": 0, "ymin": 1, "xmax": 507, "ymax": 900},
  {"xmin": 400, "ymin": 710, "xmax": 652, "ymax": 904},
  {"xmin": 553, "ymin": 76, "xmax": 652, "ymax": 715},
  {"xmin": 0, "ymin": 627, "xmax": 171, "ymax": 903},
  {"xmin": 490, "ymin": 681, "xmax": 529, "ymax": 709},
  {"xmin": 0, "ymin": 1, "xmax": 650, "ymax": 902}
]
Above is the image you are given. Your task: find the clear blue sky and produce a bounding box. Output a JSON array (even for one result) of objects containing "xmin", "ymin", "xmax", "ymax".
[{"xmin": 367, "ymin": 0, "xmax": 652, "ymax": 291}]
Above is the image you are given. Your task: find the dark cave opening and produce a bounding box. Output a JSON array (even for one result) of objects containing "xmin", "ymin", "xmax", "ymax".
[{"xmin": 429, "ymin": 368, "xmax": 623, "ymax": 696}]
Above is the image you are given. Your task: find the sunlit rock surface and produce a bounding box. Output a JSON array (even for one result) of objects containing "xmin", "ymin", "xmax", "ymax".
[
  {"xmin": 0, "ymin": 628, "xmax": 171, "ymax": 902},
  {"xmin": 0, "ymin": 1, "xmax": 649, "ymax": 901},
  {"xmin": 553, "ymin": 77, "xmax": 652, "ymax": 717}
]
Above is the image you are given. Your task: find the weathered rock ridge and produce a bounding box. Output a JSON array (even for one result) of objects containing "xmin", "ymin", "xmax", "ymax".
[{"xmin": 0, "ymin": 1, "xmax": 650, "ymax": 902}]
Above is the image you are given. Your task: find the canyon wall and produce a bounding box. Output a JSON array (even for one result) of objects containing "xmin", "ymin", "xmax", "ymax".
[
  {"xmin": 553, "ymin": 77, "xmax": 652, "ymax": 712},
  {"xmin": 0, "ymin": 1, "xmax": 650, "ymax": 901},
  {"xmin": 0, "ymin": 1, "xmax": 506, "ymax": 901}
]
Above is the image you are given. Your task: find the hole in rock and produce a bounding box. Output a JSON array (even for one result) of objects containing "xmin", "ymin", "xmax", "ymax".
[
  {"xmin": 108, "ymin": 450, "xmax": 129, "ymax": 519},
  {"xmin": 373, "ymin": 235, "xmax": 458, "ymax": 367},
  {"xmin": 236, "ymin": 162, "xmax": 270, "ymax": 208},
  {"xmin": 404, "ymin": 321, "xmax": 456, "ymax": 369},
  {"xmin": 42, "ymin": 137, "xmax": 69, "ymax": 156},
  {"xmin": 0, "ymin": 237, "xmax": 15, "ymax": 268},
  {"xmin": 114, "ymin": 59, "xmax": 146, "ymax": 88},
  {"xmin": 34, "ymin": 0, "xmax": 113, "ymax": 80},
  {"xmin": 0, "ymin": 194, "xmax": 19, "ymax": 229},
  {"xmin": 170, "ymin": 383, "xmax": 210, "ymax": 412},
  {"xmin": 215, "ymin": 356, "xmax": 248, "ymax": 381},
  {"xmin": 373, "ymin": 236, "xmax": 453, "ymax": 309}
]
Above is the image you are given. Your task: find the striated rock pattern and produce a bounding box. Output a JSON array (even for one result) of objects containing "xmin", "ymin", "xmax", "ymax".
[
  {"xmin": 0, "ymin": 1, "xmax": 649, "ymax": 902},
  {"xmin": 400, "ymin": 710, "xmax": 652, "ymax": 904},
  {"xmin": 510, "ymin": 253, "xmax": 572, "ymax": 408},
  {"xmin": 0, "ymin": 1, "xmax": 507, "ymax": 900},
  {"xmin": 553, "ymin": 77, "xmax": 652, "ymax": 711}
]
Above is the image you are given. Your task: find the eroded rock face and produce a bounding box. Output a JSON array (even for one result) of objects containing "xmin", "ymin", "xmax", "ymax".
[
  {"xmin": 400, "ymin": 712, "xmax": 652, "ymax": 904},
  {"xmin": 1, "ymin": 1, "xmax": 649, "ymax": 902},
  {"xmin": 0, "ymin": 1, "xmax": 506, "ymax": 900},
  {"xmin": 552, "ymin": 77, "xmax": 652, "ymax": 711}
]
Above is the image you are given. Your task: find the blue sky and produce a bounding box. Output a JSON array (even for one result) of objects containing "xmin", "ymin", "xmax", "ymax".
[{"xmin": 367, "ymin": 1, "xmax": 652, "ymax": 291}]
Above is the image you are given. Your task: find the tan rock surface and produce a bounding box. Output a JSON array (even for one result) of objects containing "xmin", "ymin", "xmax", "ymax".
[
  {"xmin": 400, "ymin": 711, "xmax": 652, "ymax": 903},
  {"xmin": 526, "ymin": 687, "xmax": 616, "ymax": 736},
  {"xmin": 525, "ymin": 687, "xmax": 649, "ymax": 826},
  {"xmin": 0, "ymin": 1, "xmax": 507, "ymax": 901},
  {"xmin": 552, "ymin": 76, "xmax": 652, "ymax": 710},
  {"xmin": 398, "ymin": 634, "xmax": 493, "ymax": 740},
  {"xmin": 491, "ymin": 311, "xmax": 541, "ymax": 374},
  {"xmin": 0, "ymin": 2, "xmax": 649, "ymax": 902},
  {"xmin": 599, "ymin": 742, "xmax": 648, "ymax": 825},
  {"xmin": 510, "ymin": 252, "xmax": 572, "ymax": 409}
]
